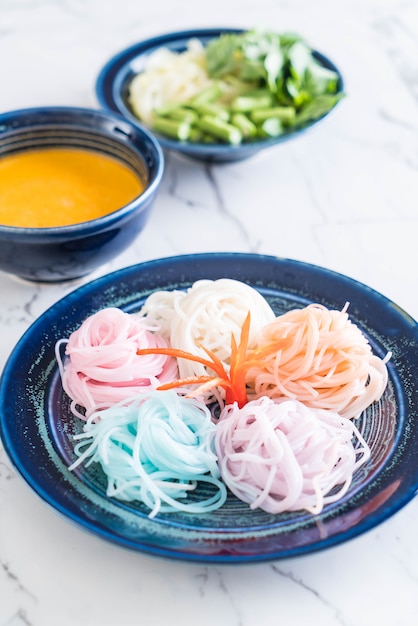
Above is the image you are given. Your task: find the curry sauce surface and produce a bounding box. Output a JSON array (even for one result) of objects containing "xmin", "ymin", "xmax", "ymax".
[{"xmin": 0, "ymin": 147, "xmax": 144, "ymax": 228}]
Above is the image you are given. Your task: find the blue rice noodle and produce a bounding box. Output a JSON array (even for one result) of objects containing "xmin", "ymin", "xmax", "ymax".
[{"xmin": 69, "ymin": 389, "xmax": 227, "ymax": 517}]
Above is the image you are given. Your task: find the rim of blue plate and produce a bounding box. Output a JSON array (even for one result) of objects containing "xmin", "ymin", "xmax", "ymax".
[
  {"xmin": 0, "ymin": 253, "xmax": 417, "ymax": 563},
  {"xmin": 95, "ymin": 28, "xmax": 345, "ymax": 162}
]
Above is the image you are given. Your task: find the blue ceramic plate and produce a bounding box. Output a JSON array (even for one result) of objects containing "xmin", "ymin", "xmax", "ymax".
[
  {"xmin": 0, "ymin": 253, "xmax": 417, "ymax": 563},
  {"xmin": 95, "ymin": 28, "xmax": 344, "ymax": 162}
]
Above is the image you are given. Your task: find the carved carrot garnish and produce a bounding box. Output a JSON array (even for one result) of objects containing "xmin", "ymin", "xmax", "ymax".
[{"xmin": 136, "ymin": 311, "xmax": 288, "ymax": 408}]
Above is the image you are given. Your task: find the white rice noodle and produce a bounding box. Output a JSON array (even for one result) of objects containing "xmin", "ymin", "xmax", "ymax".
[{"xmin": 139, "ymin": 278, "xmax": 276, "ymax": 378}]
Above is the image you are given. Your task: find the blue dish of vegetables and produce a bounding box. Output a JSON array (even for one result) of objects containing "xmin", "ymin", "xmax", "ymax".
[
  {"xmin": 95, "ymin": 28, "xmax": 345, "ymax": 162},
  {"xmin": 0, "ymin": 253, "xmax": 417, "ymax": 563}
]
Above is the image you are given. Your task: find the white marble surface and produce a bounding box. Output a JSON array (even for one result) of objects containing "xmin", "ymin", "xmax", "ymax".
[{"xmin": 1, "ymin": 1, "xmax": 418, "ymax": 624}]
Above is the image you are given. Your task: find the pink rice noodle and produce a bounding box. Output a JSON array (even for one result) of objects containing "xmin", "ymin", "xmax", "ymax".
[
  {"xmin": 55, "ymin": 307, "xmax": 178, "ymax": 420},
  {"xmin": 246, "ymin": 303, "xmax": 390, "ymax": 419},
  {"xmin": 214, "ymin": 396, "xmax": 371, "ymax": 515}
]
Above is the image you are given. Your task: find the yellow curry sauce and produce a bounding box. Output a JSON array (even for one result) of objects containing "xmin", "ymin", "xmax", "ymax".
[{"xmin": 0, "ymin": 147, "xmax": 145, "ymax": 228}]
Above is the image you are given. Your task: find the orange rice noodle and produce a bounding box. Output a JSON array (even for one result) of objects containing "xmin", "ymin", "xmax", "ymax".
[
  {"xmin": 138, "ymin": 278, "xmax": 276, "ymax": 379},
  {"xmin": 246, "ymin": 303, "xmax": 389, "ymax": 419}
]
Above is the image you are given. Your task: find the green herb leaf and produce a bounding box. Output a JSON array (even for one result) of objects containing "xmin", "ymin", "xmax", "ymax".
[{"xmin": 294, "ymin": 93, "xmax": 345, "ymax": 125}]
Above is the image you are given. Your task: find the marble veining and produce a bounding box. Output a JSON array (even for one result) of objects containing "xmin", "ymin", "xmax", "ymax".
[{"xmin": 1, "ymin": 1, "xmax": 417, "ymax": 625}]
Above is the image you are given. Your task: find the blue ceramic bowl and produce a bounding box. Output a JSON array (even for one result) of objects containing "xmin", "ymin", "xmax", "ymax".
[
  {"xmin": 95, "ymin": 28, "xmax": 345, "ymax": 163},
  {"xmin": 0, "ymin": 106, "xmax": 164, "ymax": 282}
]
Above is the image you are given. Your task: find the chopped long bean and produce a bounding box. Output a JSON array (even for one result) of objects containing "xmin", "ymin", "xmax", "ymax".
[
  {"xmin": 165, "ymin": 108, "xmax": 199, "ymax": 123},
  {"xmin": 231, "ymin": 113, "xmax": 258, "ymax": 138},
  {"xmin": 197, "ymin": 115, "xmax": 243, "ymax": 145},
  {"xmin": 152, "ymin": 117, "xmax": 191, "ymax": 140},
  {"xmin": 250, "ymin": 106, "xmax": 296, "ymax": 125},
  {"xmin": 231, "ymin": 94, "xmax": 274, "ymax": 112},
  {"xmin": 194, "ymin": 103, "xmax": 230, "ymax": 121},
  {"xmin": 188, "ymin": 82, "xmax": 224, "ymax": 106}
]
